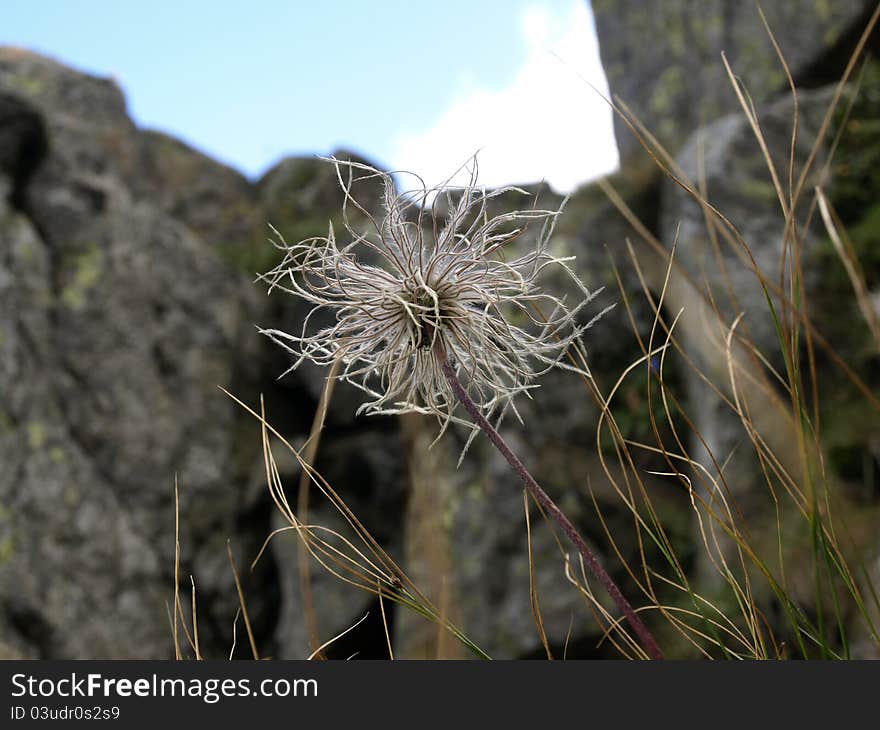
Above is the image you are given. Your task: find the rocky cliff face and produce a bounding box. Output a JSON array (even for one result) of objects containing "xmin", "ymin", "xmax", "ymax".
[
  {"xmin": 591, "ymin": 1, "xmax": 880, "ymax": 498},
  {"xmin": 592, "ymin": 1, "xmax": 877, "ymax": 162},
  {"xmin": 592, "ymin": 1, "xmax": 880, "ymax": 653},
  {"xmin": 0, "ymin": 48, "xmax": 407, "ymax": 659},
  {"xmin": 0, "ymin": 49, "xmax": 254, "ymax": 658},
  {"xmin": 0, "ymin": 44, "xmax": 674, "ymax": 659},
  {"xmin": 0, "ymin": 0, "xmax": 878, "ymax": 659}
]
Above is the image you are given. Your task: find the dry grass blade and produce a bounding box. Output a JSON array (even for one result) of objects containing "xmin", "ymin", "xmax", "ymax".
[
  {"xmin": 307, "ymin": 613, "xmax": 370, "ymax": 661},
  {"xmin": 190, "ymin": 576, "xmax": 202, "ymax": 660},
  {"xmin": 227, "ymin": 540, "xmax": 260, "ymax": 660},
  {"xmin": 599, "ymin": 77, "xmax": 880, "ymax": 416},
  {"xmin": 229, "ymin": 608, "xmax": 240, "ymax": 661},
  {"xmin": 173, "ymin": 476, "xmax": 181, "ymax": 660},
  {"xmin": 378, "ymin": 582, "xmax": 394, "ymax": 660},
  {"xmin": 170, "ymin": 478, "xmax": 202, "ymax": 660},
  {"xmin": 561, "ymin": 556, "xmax": 644, "ymax": 659},
  {"xmin": 220, "ymin": 386, "xmax": 491, "ymax": 659},
  {"xmin": 524, "ymin": 490, "xmax": 553, "ymax": 659},
  {"xmin": 296, "ymin": 358, "xmax": 340, "ymax": 658}
]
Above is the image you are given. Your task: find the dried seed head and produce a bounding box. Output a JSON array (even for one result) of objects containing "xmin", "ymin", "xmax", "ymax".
[{"xmin": 259, "ymin": 156, "xmax": 606, "ymax": 439}]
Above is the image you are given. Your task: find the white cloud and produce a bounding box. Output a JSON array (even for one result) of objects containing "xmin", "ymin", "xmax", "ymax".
[{"xmin": 389, "ymin": 1, "xmax": 618, "ymax": 194}]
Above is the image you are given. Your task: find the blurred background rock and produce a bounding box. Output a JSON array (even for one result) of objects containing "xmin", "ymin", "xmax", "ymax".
[{"xmin": 0, "ymin": 1, "xmax": 877, "ymax": 658}]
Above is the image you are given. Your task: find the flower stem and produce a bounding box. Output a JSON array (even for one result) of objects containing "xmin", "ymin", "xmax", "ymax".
[{"xmin": 434, "ymin": 341, "xmax": 664, "ymax": 660}]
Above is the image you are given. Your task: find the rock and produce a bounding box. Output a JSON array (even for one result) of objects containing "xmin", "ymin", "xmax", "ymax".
[
  {"xmin": 655, "ymin": 81, "xmax": 880, "ymax": 604},
  {"xmin": 0, "ymin": 90, "xmax": 45, "ymax": 204},
  {"xmin": 661, "ymin": 86, "xmax": 836, "ymax": 360},
  {"xmin": 592, "ymin": 0, "xmax": 877, "ymax": 162},
  {"xmin": 0, "ymin": 48, "xmax": 267, "ymax": 657},
  {"xmin": 394, "ymin": 412, "xmax": 578, "ymax": 660},
  {"xmin": 427, "ymin": 429, "xmax": 608, "ymax": 658},
  {"xmin": 393, "ymin": 408, "xmax": 680, "ymax": 658},
  {"xmin": 658, "ymin": 87, "xmax": 838, "ymax": 501},
  {"xmin": 589, "ymin": 0, "xmax": 880, "ymax": 647},
  {"xmin": 3, "ymin": 45, "xmax": 652, "ymax": 661},
  {"xmin": 136, "ymin": 130, "xmax": 258, "ymax": 254},
  {"xmin": 0, "ymin": 191, "xmax": 173, "ymax": 658}
]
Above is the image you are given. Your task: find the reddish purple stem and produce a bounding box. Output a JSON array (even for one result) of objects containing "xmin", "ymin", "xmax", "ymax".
[{"xmin": 434, "ymin": 341, "xmax": 663, "ymax": 660}]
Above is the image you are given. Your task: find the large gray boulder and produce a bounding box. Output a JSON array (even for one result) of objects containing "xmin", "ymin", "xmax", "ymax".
[
  {"xmin": 0, "ymin": 48, "xmax": 413, "ymax": 659},
  {"xmin": 0, "ymin": 48, "xmax": 263, "ymax": 658},
  {"xmin": 660, "ymin": 86, "xmax": 836, "ymax": 360},
  {"xmin": 656, "ymin": 81, "xmax": 880, "ymax": 605},
  {"xmin": 592, "ymin": 0, "xmax": 876, "ymax": 161}
]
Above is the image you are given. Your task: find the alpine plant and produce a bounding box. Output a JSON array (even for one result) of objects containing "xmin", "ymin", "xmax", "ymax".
[{"xmin": 259, "ymin": 156, "xmax": 607, "ymax": 438}]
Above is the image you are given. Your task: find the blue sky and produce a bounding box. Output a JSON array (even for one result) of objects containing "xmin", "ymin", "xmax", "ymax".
[{"xmin": 1, "ymin": 0, "xmax": 617, "ymax": 191}]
